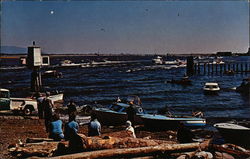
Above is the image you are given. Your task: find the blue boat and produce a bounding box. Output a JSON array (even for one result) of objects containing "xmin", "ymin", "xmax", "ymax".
[
  {"xmin": 140, "ymin": 114, "xmax": 206, "ymax": 130},
  {"xmin": 92, "ymin": 96, "xmax": 145, "ymax": 126}
]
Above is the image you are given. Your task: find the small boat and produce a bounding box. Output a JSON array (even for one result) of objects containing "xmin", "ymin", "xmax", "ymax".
[
  {"xmin": 152, "ymin": 56, "xmax": 163, "ymax": 65},
  {"xmin": 141, "ymin": 114, "xmax": 206, "ymax": 130},
  {"xmin": 48, "ymin": 93, "xmax": 64, "ymax": 104},
  {"xmin": 214, "ymin": 122, "xmax": 250, "ymax": 148},
  {"xmin": 42, "ymin": 70, "xmax": 62, "ymax": 78},
  {"xmin": 92, "ymin": 96, "xmax": 145, "ymax": 126},
  {"xmin": 203, "ymin": 82, "xmax": 220, "ymax": 94},
  {"xmin": 167, "ymin": 76, "xmax": 192, "ymax": 85},
  {"xmin": 60, "ymin": 60, "xmax": 81, "ymax": 67},
  {"xmin": 236, "ymin": 78, "xmax": 250, "ymax": 94}
]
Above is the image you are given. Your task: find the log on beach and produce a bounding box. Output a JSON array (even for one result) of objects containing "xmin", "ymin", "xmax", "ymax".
[
  {"xmin": 8, "ymin": 141, "xmax": 66, "ymax": 157},
  {"xmin": 50, "ymin": 140, "xmax": 211, "ymax": 159}
]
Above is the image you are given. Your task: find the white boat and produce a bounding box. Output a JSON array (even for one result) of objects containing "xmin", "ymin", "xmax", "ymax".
[
  {"xmin": 48, "ymin": 93, "xmax": 64, "ymax": 103},
  {"xmin": 214, "ymin": 122, "xmax": 250, "ymax": 148},
  {"xmin": 203, "ymin": 82, "xmax": 220, "ymax": 94},
  {"xmin": 141, "ymin": 114, "xmax": 206, "ymax": 130},
  {"xmin": 60, "ymin": 60, "xmax": 81, "ymax": 67},
  {"xmin": 152, "ymin": 56, "xmax": 163, "ymax": 64}
]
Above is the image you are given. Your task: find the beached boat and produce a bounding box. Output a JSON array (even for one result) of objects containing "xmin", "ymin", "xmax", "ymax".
[
  {"xmin": 92, "ymin": 96, "xmax": 145, "ymax": 126},
  {"xmin": 236, "ymin": 78, "xmax": 250, "ymax": 94},
  {"xmin": 48, "ymin": 93, "xmax": 63, "ymax": 104},
  {"xmin": 214, "ymin": 122, "xmax": 250, "ymax": 148},
  {"xmin": 141, "ymin": 114, "xmax": 206, "ymax": 130},
  {"xmin": 203, "ymin": 82, "xmax": 220, "ymax": 94},
  {"xmin": 152, "ymin": 56, "xmax": 163, "ymax": 64}
]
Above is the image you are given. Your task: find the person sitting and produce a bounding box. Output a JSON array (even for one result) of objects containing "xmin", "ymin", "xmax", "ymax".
[
  {"xmin": 125, "ymin": 120, "xmax": 136, "ymax": 138},
  {"xmin": 88, "ymin": 113, "xmax": 101, "ymax": 136},
  {"xmin": 64, "ymin": 113, "xmax": 79, "ymax": 141},
  {"xmin": 49, "ymin": 113, "xmax": 64, "ymax": 141}
]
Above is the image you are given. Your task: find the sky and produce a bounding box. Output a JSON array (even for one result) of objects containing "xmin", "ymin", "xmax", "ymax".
[{"xmin": 1, "ymin": 0, "xmax": 249, "ymax": 54}]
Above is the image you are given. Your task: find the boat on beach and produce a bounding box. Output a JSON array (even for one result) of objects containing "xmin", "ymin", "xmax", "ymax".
[
  {"xmin": 140, "ymin": 114, "xmax": 206, "ymax": 130},
  {"xmin": 92, "ymin": 96, "xmax": 145, "ymax": 126},
  {"xmin": 214, "ymin": 122, "xmax": 250, "ymax": 148}
]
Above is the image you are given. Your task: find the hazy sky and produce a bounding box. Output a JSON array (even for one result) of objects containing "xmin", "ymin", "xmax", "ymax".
[{"xmin": 1, "ymin": 1, "xmax": 249, "ymax": 54}]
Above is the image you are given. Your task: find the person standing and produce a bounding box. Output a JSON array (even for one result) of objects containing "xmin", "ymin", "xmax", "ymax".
[
  {"xmin": 126, "ymin": 101, "xmax": 136, "ymax": 127},
  {"xmin": 88, "ymin": 113, "xmax": 101, "ymax": 136},
  {"xmin": 67, "ymin": 100, "xmax": 77, "ymax": 117},
  {"xmin": 43, "ymin": 92, "xmax": 54, "ymax": 132},
  {"xmin": 36, "ymin": 92, "xmax": 44, "ymax": 119}
]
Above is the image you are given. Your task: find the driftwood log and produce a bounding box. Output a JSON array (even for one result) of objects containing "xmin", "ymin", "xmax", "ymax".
[
  {"xmin": 26, "ymin": 138, "xmax": 54, "ymax": 143},
  {"xmin": 212, "ymin": 144, "xmax": 250, "ymax": 158},
  {"xmin": 50, "ymin": 140, "xmax": 211, "ymax": 159}
]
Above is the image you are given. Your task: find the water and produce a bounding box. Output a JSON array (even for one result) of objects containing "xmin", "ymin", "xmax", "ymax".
[{"xmin": 0, "ymin": 55, "xmax": 249, "ymax": 118}]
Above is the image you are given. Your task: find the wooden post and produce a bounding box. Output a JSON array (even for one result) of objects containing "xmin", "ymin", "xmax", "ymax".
[
  {"xmin": 215, "ymin": 64, "xmax": 218, "ymax": 74},
  {"xmin": 211, "ymin": 63, "xmax": 214, "ymax": 74},
  {"xmin": 197, "ymin": 63, "xmax": 200, "ymax": 74},
  {"xmin": 224, "ymin": 63, "xmax": 226, "ymax": 73},
  {"xmin": 241, "ymin": 63, "xmax": 243, "ymax": 73},
  {"xmin": 236, "ymin": 63, "xmax": 239, "ymax": 72},
  {"xmin": 203, "ymin": 63, "xmax": 206, "ymax": 75},
  {"xmin": 194, "ymin": 63, "xmax": 197, "ymax": 74},
  {"xmin": 245, "ymin": 63, "xmax": 248, "ymax": 73},
  {"xmin": 220, "ymin": 64, "xmax": 223, "ymax": 74},
  {"xmin": 186, "ymin": 56, "xmax": 194, "ymax": 76}
]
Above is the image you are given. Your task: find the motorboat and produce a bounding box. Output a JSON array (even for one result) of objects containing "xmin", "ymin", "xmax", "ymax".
[
  {"xmin": 60, "ymin": 60, "xmax": 81, "ymax": 67},
  {"xmin": 214, "ymin": 122, "xmax": 250, "ymax": 148},
  {"xmin": 152, "ymin": 56, "xmax": 163, "ymax": 65},
  {"xmin": 236, "ymin": 78, "xmax": 250, "ymax": 94},
  {"xmin": 166, "ymin": 76, "xmax": 192, "ymax": 85},
  {"xmin": 141, "ymin": 114, "xmax": 206, "ymax": 130},
  {"xmin": 92, "ymin": 96, "xmax": 145, "ymax": 126},
  {"xmin": 42, "ymin": 70, "xmax": 62, "ymax": 78},
  {"xmin": 203, "ymin": 82, "xmax": 220, "ymax": 94}
]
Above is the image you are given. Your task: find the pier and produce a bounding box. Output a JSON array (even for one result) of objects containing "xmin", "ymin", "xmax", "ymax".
[{"xmin": 186, "ymin": 56, "xmax": 250, "ymax": 76}]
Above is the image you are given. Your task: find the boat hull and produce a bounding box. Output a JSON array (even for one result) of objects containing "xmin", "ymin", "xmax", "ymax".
[
  {"xmin": 214, "ymin": 123, "xmax": 250, "ymax": 148},
  {"xmin": 141, "ymin": 114, "xmax": 206, "ymax": 130}
]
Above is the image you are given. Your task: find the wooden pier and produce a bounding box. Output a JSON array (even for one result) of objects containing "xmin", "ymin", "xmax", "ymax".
[{"xmin": 186, "ymin": 56, "xmax": 250, "ymax": 76}]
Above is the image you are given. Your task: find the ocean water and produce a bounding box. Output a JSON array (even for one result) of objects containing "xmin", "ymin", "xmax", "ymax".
[{"xmin": 0, "ymin": 55, "xmax": 249, "ymax": 118}]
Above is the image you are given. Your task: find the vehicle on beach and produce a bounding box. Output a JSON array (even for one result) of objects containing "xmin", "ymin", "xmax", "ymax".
[
  {"xmin": 140, "ymin": 114, "xmax": 206, "ymax": 130},
  {"xmin": 214, "ymin": 122, "xmax": 250, "ymax": 148},
  {"xmin": 92, "ymin": 96, "xmax": 145, "ymax": 126},
  {"xmin": 203, "ymin": 82, "xmax": 220, "ymax": 94},
  {"xmin": 0, "ymin": 88, "xmax": 38, "ymax": 115},
  {"xmin": 236, "ymin": 78, "xmax": 250, "ymax": 94}
]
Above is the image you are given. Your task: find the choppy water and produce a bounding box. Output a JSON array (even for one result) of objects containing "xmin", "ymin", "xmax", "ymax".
[{"xmin": 0, "ymin": 55, "xmax": 249, "ymax": 118}]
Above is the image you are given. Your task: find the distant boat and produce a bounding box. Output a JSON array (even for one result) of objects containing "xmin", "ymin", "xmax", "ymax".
[
  {"xmin": 92, "ymin": 96, "xmax": 145, "ymax": 126},
  {"xmin": 166, "ymin": 76, "xmax": 192, "ymax": 85},
  {"xmin": 214, "ymin": 122, "xmax": 250, "ymax": 148},
  {"xmin": 236, "ymin": 78, "xmax": 250, "ymax": 94},
  {"xmin": 152, "ymin": 56, "xmax": 163, "ymax": 64},
  {"xmin": 141, "ymin": 114, "xmax": 206, "ymax": 130},
  {"xmin": 203, "ymin": 82, "xmax": 220, "ymax": 94},
  {"xmin": 42, "ymin": 70, "xmax": 62, "ymax": 78},
  {"xmin": 60, "ymin": 60, "xmax": 81, "ymax": 67}
]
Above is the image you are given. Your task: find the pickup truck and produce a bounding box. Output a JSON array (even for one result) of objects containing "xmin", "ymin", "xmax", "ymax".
[{"xmin": 0, "ymin": 88, "xmax": 38, "ymax": 115}]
